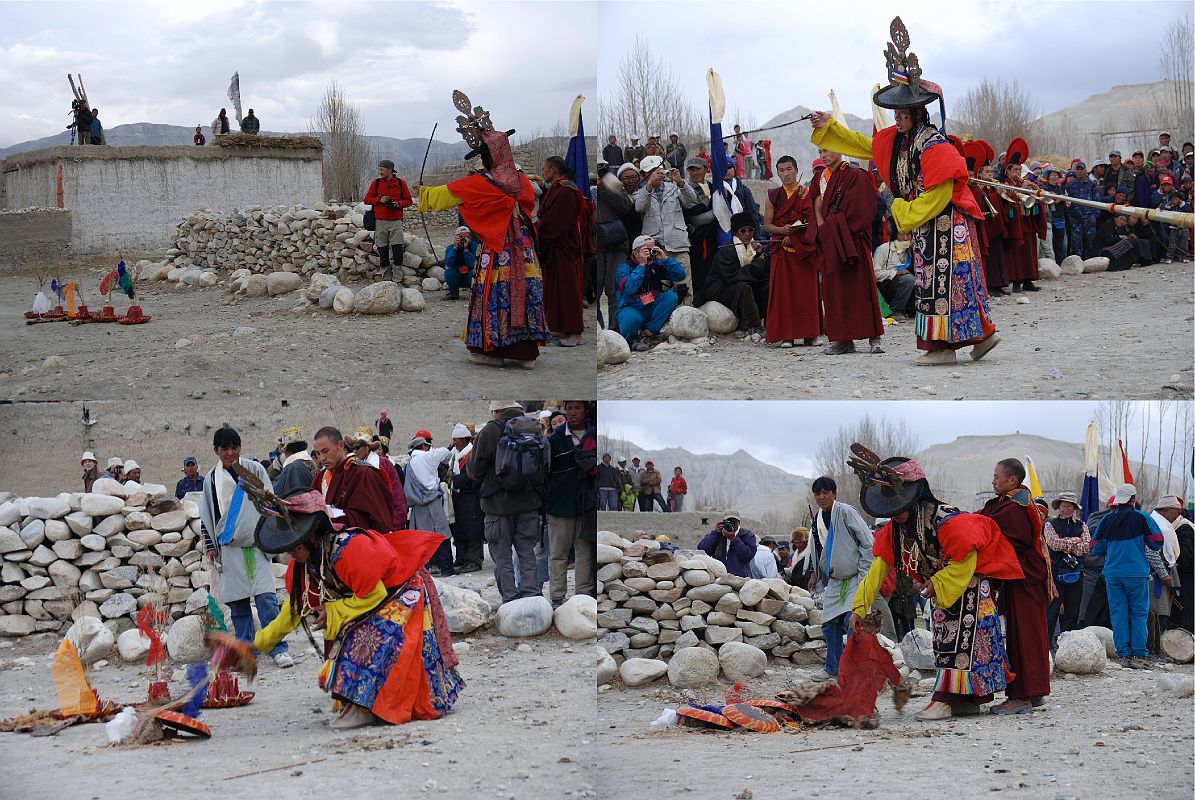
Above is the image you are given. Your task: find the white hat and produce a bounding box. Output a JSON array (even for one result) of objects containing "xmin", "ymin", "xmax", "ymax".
[
  {"xmin": 617, "ymin": 455, "xmax": 626, "ymax": 462},
  {"xmin": 617, "ymin": 162, "xmax": 638, "ymax": 177},
  {"xmin": 1156, "ymin": 495, "xmax": 1183, "ymax": 510},
  {"xmin": 81, "ymin": 451, "xmax": 97, "ymax": 464},
  {"xmin": 539, "ymin": 409, "xmax": 553, "ymax": 418},
  {"xmin": 123, "ymin": 459, "xmax": 141, "ymax": 472},
  {"xmin": 639, "ymin": 155, "xmax": 664, "ymax": 173},
  {"xmin": 631, "ymin": 235, "xmax": 655, "ymax": 251},
  {"xmin": 450, "ymin": 423, "xmax": 471, "ymax": 439},
  {"xmin": 454, "ymin": 225, "xmax": 471, "ymax": 235},
  {"xmin": 489, "ymin": 400, "xmax": 523, "ymax": 412},
  {"xmin": 107, "ymin": 457, "xmax": 123, "ymax": 468},
  {"xmin": 1113, "ymin": 483, "xmax": 1136, "ymax": 504}
]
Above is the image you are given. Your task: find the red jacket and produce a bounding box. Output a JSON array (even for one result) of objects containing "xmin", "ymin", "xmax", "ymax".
[
  {"xmin": 364, "ymin": 176, "xmax": 413, "ymax": 221},
  {"xmin": 669, "ymin": 476, "xmax": 688, "ymax": 496}
]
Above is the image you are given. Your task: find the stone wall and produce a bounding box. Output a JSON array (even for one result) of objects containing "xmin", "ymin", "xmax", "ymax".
[
  {"xmin": 0, "ymin": 481, "xmax": 282, "ymax": 640},
  {"xmin": 596, "ymin": 531, "xmax": 829, "ymax": 682},
  {"xmin": 159, "ymin": 202, "xmax": 446, "ymax": 288},
  {"xmin": 595, "ymin": 511, "xmax": 768, "ymax": 551},
  {"xmin": 1, "ymin": 146, "xmax": 322, "ymax": 255}
]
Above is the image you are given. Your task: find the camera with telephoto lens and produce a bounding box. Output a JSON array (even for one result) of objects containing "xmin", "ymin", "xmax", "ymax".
[{"xmin": 721, "ymin": 518, "xmax": 737, "ymax": 531}]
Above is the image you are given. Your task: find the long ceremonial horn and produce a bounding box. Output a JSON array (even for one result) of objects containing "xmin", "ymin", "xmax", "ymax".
[
  {"xmin": 971, "ymin": 177, "xmax": 1194, "ymax": 229},
  {"xmin": 417, "ymin": 123, "xmax": 440, "ymax": 263}
]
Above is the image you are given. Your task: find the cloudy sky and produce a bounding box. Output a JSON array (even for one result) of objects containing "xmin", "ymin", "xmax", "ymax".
[
  {"xmin": 0, "ymin": 1, "xmax": 595, "ymax": 148},
  {"xmin": 597, "ymin": 0, "xmax": 1188, "ymax": 128},
  {"xmin": 599, "ymin": 401, "xmax": 1191, "ymax": 479}
]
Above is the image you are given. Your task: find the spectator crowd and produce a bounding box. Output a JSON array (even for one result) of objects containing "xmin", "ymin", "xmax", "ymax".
[{"xmin": 595, "ymin": 127, "xmax": 1193, "ymax": 356}]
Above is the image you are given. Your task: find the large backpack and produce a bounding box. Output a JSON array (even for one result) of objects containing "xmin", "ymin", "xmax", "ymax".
[{"xmin": 486, "ymin": 416, "xmax": 549, "ymax": 496}]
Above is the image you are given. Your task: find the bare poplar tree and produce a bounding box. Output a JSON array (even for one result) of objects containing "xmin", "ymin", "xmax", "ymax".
[
  {"xmin": 954, "ymin": 78, "xmax": 1041, "ymax": 153},
  {"xmin": 597, "ymin": 36, "xmax": 703, "ymax": 146},
  {"xmin": 1156, "ymin": 14, "xmax": 1194, "ymax": 137},
  {"xmin": 309, "ymin": 81, "xmax": 372, "ymax": 203}
]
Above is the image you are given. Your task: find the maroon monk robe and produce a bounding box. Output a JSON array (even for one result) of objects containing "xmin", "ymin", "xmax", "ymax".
[
  {"xmin": 1005, "ymin": 184, "xmax": 1046, "ymax": 283},
  {"xmin": 968, "ymin": 184, "xmax": 990, "ymax": 267},
  {"xmin": 982, "ymin": 187, "xmax": 1012, "ymax": 289},
  {"xmin": 536, "ymin": 181, "xmax": 585, "ymax": 336},
  {"xmin": 805, "ymin": 162, "xmax": 883, "ymax": 342},
  {"xmin": 313, "ymin": 458, "xmax": 394, "ymax": 533},
  {"xmin": 979, "ymin": 487, "xmax": 1051, "ymax": 701},
  {"xmin": 764, "ymin": 185, "xmax": 823, "ymax": 342}
]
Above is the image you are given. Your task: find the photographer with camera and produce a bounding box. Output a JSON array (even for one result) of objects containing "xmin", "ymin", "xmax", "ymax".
[
  {"xmin": 443, "ymin": 226, "xmax": 479, "ymax": 300},
  {"xmin": 613, "ymin": 235, "xmax": 686, "ymax": 352},
  {"xmin": 68, "ymin": 100, "xmax": 92, "ymax": 145},
  {"xmin": 364, "ymin": 159, "xmax": 414, "ymax": 282},
  {"xmin": 697, "ymin": 513, "xmax": 758, "ymax": 578},
  {"xmin": 632, "ymin": 155, "xmax": 698, "ymax": 304}
]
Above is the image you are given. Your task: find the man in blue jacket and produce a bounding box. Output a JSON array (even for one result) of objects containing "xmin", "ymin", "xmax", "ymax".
[
  {"xmin": 614, "ymin": 235, "xmax": 686, "ymax": 351},
  {"xmin": 1091, "ymin": 483, "xmax": 1164, "ymax": 669},
  {"xmin": 697, "ymin": 513, "xmax": 757, "ymax": 578}
]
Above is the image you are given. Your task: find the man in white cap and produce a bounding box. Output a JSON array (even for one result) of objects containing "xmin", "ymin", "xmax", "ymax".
[
  {"xmin": 406, "ymin": 434, "xmax": 454, "ymax": 576},
  {"xmin": 613, "ymin": 235, "xmax": 686, "ymax": 350},
  {"xmin": 467, "ymin": 401, "xmax": 547, "ymax": 603},
  {"xmin": 1146, "ymin": 495, "xmax": 1182, "ymax": 654},
  {"xmin": 450, "ymin": 423, "xmax": 484, "ymax": 572},
  {"xmin": 81, "ymin": 452, "xmax": 99, "ymax": 492},
  {"xmin": 1154, "ymin": 496, "xmax": 1193, "ymax": 633},
  {"xmin": 624, "ymin": 135, "xmax": 645, "ymax": 166},
  {"xmin": 1090, "ymin": 483, "xmax": 1165, "ymax": 669},
  {"xmin": 122, "ymin": 459, "xmax": 142, "ymax": 485},
  {"xmin": 443, "ymin": 225, "xmax": 478, "ymax": 301},
  {"xmin": 104, "ymin": 457, "xmax": 124, "ymax": 482},
  {"xmin": 632, "ymin": 155, "xmax": 698, "ymax": 303}
]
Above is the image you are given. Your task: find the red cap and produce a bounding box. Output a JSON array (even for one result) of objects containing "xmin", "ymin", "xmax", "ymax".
[
  {"xmin": 1160, "ymin": 174, "xmax": 1174, "ymax": 185},
  {"xmin": 416, "ymin": 429, "xmax": 432, "ymax": 440},
  {"xmin": 812, "ymin": 158, "xmax": 825, "ymax": 170}
]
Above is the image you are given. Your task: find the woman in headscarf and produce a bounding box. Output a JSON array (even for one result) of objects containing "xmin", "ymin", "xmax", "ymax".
[
  {"xmin": 252, "ymin": 488, "xmax": 463, "ymax": 730},
  {"xmin": 848, "ymin": 448, "xmax": 1024, "ymax": 721}
]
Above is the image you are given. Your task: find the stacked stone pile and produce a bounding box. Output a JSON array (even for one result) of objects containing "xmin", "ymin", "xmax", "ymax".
[
  {"xmin": 597, "ymin": 530, "xmax": 850, "ymax": 688},
  {"xmin": 143, "ymin": 202, "xmax": 450, "ymax": 292},
  {"xmin": 0, "ymin": 481, "xmax": 276, "ymax": 643}
]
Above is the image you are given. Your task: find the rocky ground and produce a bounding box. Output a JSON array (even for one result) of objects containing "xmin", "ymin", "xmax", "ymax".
[
  {"xmin": 0, "ymin": 228, "xmax": 597, "ymax": 403},
  {"xmin": 598, "ymin": 261, "xmax": 1194, "ymax": 401},
  {"xmin": 595, "ymin": 659, "xmax": 1194, "ymax": 799},
  {"xmin": 0, "ymin": 567, "xmax": 598, "ymax": 800}
]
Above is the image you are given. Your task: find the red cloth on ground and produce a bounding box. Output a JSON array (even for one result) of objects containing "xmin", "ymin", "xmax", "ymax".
[
  {"xmin": 313, "ymin": 459, "xmax": 394, "ymax": 534},
  {"xmin": 980, "ymin": 488, "xmax": 1051, "ymax": 699},
  {"xmin": 871, "ymin": 127, "xmax": 982, "ymax": 218},
  {"xmin": 806, "ymin": 163, "xmax": 883, "ymax": 342},
  {"xmin": 792, "ymin": 627, "xmax": 902, "ymax": 724},
  {"xmin": 764, "ymin": 186, "xmax": 823, "ymax": 342},
  {"xmin": 537, "ymin": 181, "xmax": 586, "ymax": 335}
]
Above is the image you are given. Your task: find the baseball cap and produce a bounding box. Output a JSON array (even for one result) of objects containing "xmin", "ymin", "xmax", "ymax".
[{"xmin": 183, "ymin": 455, "xmax": 198, "ymax": 466}]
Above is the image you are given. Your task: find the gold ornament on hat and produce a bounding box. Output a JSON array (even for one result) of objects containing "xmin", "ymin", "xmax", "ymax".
[
  {"xmin": 883, "ymin": 17, "xmax": 923, "ymax": 98},
  {"xmin": 280, "ymin": 426, "xmax": 303, "ymax": 444}
]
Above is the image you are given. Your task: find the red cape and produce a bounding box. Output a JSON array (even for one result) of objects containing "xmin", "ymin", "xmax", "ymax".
[{"xmin": 872, "ymin": 126, "xmax": 982, "ymax": 219}]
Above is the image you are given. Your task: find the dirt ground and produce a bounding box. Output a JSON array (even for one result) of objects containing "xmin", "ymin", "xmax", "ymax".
[
  {"xmin": 598, "ymin": 261, "xmax": 1194, "ymax": 401},
  {"xmin": 595, "ymin": 661, "xmax": 1194, "ymax": 800},
  {"xmin": 0, "ymin": 567, "xmax": 598, "ymax": 800},
  {"xmin": 0, "ymin": 235, "xmax": 597, "ymax": 404}
]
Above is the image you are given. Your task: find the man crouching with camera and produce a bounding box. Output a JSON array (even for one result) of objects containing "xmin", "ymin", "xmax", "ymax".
[
  {"xmin": 613, "ymin": 235, "xmax": 687, "ymax": 352},
  {"xmin": 697, "ymin": 513, "xmax": 757, "ymax": 578}
]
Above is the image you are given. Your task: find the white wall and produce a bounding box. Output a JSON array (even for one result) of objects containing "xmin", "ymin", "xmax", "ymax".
[{"xmin": 3, "ymin": 146, "xmax": 323, "ymax": 254}]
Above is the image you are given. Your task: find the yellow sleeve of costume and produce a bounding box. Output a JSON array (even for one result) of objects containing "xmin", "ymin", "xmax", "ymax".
[
  {"xmin": 930, "ymin": 550, "xmax": 977, "ymax": 609},
  {"xmin": 254, "ymin": 601, "xmax": 301, "ymax": 653},
  {"xmin": 810, "ymin": 118, "xmax": 875, "ymax": 162},
  {"xmin": 323, "ymin": 581, "xmax": 388, "ymax": 642},
  {"xmin": 418, "ymin": 184, "xmax": 462, "ymax": 213},
  {"xmin": 851, "ymin": 558, "xmax": 890, "ymax": 617},
  {"xmin": 890, "ymin": 180, "xmax": 953, "ymax": 233}
]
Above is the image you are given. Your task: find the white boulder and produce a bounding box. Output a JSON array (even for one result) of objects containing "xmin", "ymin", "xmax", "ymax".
[
  {"xmin": 664, "ymin": 306, "xmax": 709, "ymax": 341},
  {"xmin": 553, "ymin": 594, "xmax": 597, "ymax": 639},
  {"xmin": 667, "ymin": 646, "xmax": 720, "ymax": 688},
  {"xmin": 435, "ymin": 580, "xmax": 492, "ymax": 634},
  {"xmin": 65, "ymin": 616, "xmax": 115, "ymax": 665},
  {"xmin": 495, "ymin": 596, "xmax": 554, "ymax": 637},
  {"xmin": 718, "ymin": 641, "xmax": 767, "ymax": 680},
  {"xmin": 699, "ymin": 300, "xmax": 738, "ymax": 334},
  {"xmin": 597, "ymin": 328, "xmax": 630, "ymax": 366},
  {"xmin": 1054, "ymin": 630, "xmax": 1105, "ymax": 674},
  {"xmin": 353, "ymin": 281, "xmax": 402, "ymax": 314},
  {"xmin": 619, "ymin": 657, "xmax": 668, "ymax": 687}
]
